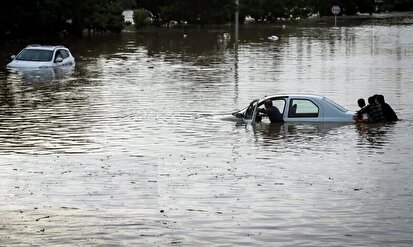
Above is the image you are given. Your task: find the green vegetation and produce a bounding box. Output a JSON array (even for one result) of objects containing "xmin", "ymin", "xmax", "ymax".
[
  {"xmin": 135, "ymin": 0, "xmax": 412, "ymax": 25},
  {"xmin": 133, "ymin": 8, "xmax": 152, "ymax": 29},
  {"xmin": 135, "ymin": 0, "xmax": 236, "ymax": 26},
  {"xmin": 0, "ymin": 0, "xmax": 411, "ymax": 40},
  {"xmin": 0, "ymin": 0, "xmax": 124, "ymax": 40}
]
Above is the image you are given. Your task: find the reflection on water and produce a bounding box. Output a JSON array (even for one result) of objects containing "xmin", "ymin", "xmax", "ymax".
[
  {"xmin": 7, "ymin": 66, "xmax": 75, "ymax": 84},
  {"xmin": 252, "ymin": 122, "xmax": 353, "ymax": 140},
  {"xmin": 355, "ymin": 122, "xmax": 397, "ymax": 148},
  {"xmin": 1, "ymin": 16, "xmax": 413, "ymax": 246}
]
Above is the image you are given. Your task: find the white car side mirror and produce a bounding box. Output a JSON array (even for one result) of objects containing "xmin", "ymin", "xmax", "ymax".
[
  {"xmin": 11, "ymin": 55, "xmax": 16, "ymax": 59},
  {"xmin": 55, "ymin": 57, "xmax": 63, "ymax": 63}
]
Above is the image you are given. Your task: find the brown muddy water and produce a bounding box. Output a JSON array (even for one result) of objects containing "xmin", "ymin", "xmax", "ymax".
[{"xmin": 0, "ymin": 15, "xmax": 413, "ymax": 246}]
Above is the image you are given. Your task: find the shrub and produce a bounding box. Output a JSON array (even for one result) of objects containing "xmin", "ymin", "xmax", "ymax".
[{"xmin": 133, "ymin": 8, "xmax": 152, "ymax": 29}]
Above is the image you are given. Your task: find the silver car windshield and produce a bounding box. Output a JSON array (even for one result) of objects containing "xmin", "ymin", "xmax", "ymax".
[
  {"xmin": 323, "ymin": 97, "xmax": 348, "ymax": 112},
  {"xmin": 16, "ymin": 49, "xmax": 53, "ymax": 62}
]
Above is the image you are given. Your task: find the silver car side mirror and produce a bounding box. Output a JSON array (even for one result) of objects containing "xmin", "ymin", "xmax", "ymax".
[
  {"xmin": 11, "ymin": 55, "xmax": 16, "ymax": 59},
  {"xmin": 55, "ymin": 57, "xmax": 63, "ymax": 63}
]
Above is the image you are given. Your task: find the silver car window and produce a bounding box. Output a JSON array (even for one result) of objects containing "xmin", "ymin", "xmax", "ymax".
[
  {"xmin": 59, "ymin": 50, "xmax": 70, "ymax": 59},
  {"xmin": 271, "ymin": 99, "xmax": 286, "ymax": 114},
  {"xmin": 16, "ymin": 49, "xmax": 53, "ymax": 62},
  {"xmin": 288, "ymin": 99, "xmax": 319, "ymax": 118}
]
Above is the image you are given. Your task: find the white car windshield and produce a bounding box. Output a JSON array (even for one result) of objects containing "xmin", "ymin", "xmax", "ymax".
[{"xmin": 16, "ymin": 49, "xmax": 53, "ymax": 62}]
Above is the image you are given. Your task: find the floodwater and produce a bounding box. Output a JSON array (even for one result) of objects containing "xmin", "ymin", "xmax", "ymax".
[{"xmin": 1, "ymin": 14, "xmax": 413, "ymax": 246}]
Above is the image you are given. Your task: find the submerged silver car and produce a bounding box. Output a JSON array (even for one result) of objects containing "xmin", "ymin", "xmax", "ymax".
[{"xmin": 223, "ymin": 94, "xmax": 355, "ymax": 124}]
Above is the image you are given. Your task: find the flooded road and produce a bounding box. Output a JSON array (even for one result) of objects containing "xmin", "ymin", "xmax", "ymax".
[{"xmin": 1, "ymin": 15, "xmax": 413, "ymax": 246}]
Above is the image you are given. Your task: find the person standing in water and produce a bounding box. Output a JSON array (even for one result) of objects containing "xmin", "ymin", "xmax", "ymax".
[
  {"xmin": 257, "ymin": 99, "xmax": 284, "ymax": 123},
  {"xmin": 376, "ymin": 94, "xmax": 398, "ymax": 121},
  {"xmin": 355, "ymin": 96, "xmax": 385, "ymax": 123}
]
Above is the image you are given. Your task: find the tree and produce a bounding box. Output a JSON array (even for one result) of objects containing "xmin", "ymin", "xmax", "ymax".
[
  {"xmin": 136, "ymin": 0, "xmax": 235, "ymax": 26},
  {"xmin": 0, "ymin": 0, "xmax": 125, "ymax": 40},
  {"xmin": 240, "ymin": 0, "xmax": 267, "ymax": 22},
  {"xmin": 120, "ymin": 0, "xmax": 137, "ymax": 9},
  {"xmin": 133, "ymin": 8, "xmax": 152, "ymax": 28},
  {"xmin": 358, "ymin": 0, "xmax": 375, "ymax": 14},
  {"xmin": 386, "ymin": 0, "xmax": 413, "ymax": 11},
  {"xmin": 136, "ymin": 0, "xmax": 167, "ymax": 26}
]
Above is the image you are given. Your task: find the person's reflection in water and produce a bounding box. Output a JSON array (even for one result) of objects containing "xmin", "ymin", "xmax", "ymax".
[
  {"xmin": 355, "ymin": 122, "xmax": 395, "ymax": 148},
  {"xmin": 252, "ymin": 123, "xmax": 285, "ymax": 147},
  {"xmin": 265, "ymin": 123, "xmax": 284, "ymax": 137}
]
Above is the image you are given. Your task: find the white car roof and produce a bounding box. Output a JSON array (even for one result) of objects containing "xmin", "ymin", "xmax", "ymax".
[{"xmin": 24, "ymin": 45, "xmax": 68, "ymax": 51}]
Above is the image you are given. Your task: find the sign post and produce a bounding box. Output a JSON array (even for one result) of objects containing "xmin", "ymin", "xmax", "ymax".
[{"xmin": 331, "ymin": 5, "xmax": 341, "ymax": 27}]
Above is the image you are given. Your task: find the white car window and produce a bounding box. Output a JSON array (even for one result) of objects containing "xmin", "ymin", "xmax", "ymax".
[{"xmin": 288, "ymin": 99, "xmax": 319, "ymax": 118}]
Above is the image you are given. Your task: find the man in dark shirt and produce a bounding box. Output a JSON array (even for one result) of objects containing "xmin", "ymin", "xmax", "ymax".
[
  {"xmin": 376, "ymin": 94, "xmax": 398, "ymax": 121},
  {"xmin": 258, "ymin": 99, "xmax": 284, "ymax": 123}
]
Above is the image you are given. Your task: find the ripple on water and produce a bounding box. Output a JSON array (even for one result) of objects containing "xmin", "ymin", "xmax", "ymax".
[{"xmin": 1, "ymin": 20, "xmax": 413, "ymax": 246}]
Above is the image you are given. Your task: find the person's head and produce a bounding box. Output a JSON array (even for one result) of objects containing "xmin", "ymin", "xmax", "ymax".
[
  {"xmin": 373, "ymin": 94, "xmax": 380, "ymax": 103},
  {"xmin": 376, "ymin": 94, "xmax": 385, "ymax": 104},
  {"xmin": 368, "ymin": 96, "xmax": 376, "ymax": 105},
  {"xmin": 264, "ymin": 99, "xmax": 273, "ymax": 108},
  {"xmin": 357, "ymin": 98, "xmax": 366, "ymax": 108}
]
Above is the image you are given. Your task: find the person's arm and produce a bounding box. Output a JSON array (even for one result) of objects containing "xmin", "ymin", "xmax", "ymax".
[
  {"xmin": 354, "ymin": 109, "xmax": 364, "ymax": 120},
  {"xmin": 358, "ymin": 105, "xmax": 369, "ymax": 114},
  {"xmin": 357, "ymin": 105, "xmax": 371, "ymax": 118},
  {"xmin": 258, "ymin": 108, "xmax": 266, "ymax": 114},
  {"xmin": 354, "ymin": 110, "xmax": 362, "ymax": 120}
]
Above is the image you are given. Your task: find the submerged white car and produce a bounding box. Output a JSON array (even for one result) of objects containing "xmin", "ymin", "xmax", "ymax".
[
  {"xmin": 7, "ymin": 45, "xmax": 75, "ymax": 69},
  {"xmin": 223, "ymin": 94, "xmax": 355, "ymax": 124}
]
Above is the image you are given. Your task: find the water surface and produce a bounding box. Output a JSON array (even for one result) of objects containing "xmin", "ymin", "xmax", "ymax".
[{"xmin": 1, "ymin": 15, "xmax": 412, "ymax": 246}]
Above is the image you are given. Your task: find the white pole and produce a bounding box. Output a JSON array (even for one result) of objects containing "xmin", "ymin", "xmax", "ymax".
[
  {"xmin": 234, "ymin": 0, "xmax": 239, "ymax": 106},
  {"xmin": 235, "ymin": 0, "xmax": 239, "ymax": 46}
]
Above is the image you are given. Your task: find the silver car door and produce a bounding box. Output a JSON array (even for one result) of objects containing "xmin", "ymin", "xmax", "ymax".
[{"xmin": 244, "ymin": 99, "xmax": 259, "ymax": 124}]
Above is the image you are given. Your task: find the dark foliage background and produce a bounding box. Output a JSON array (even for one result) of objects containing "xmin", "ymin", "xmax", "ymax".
[{"xmin": 0, "ymin": 0, "xmax": 411, "ymax": 40}]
